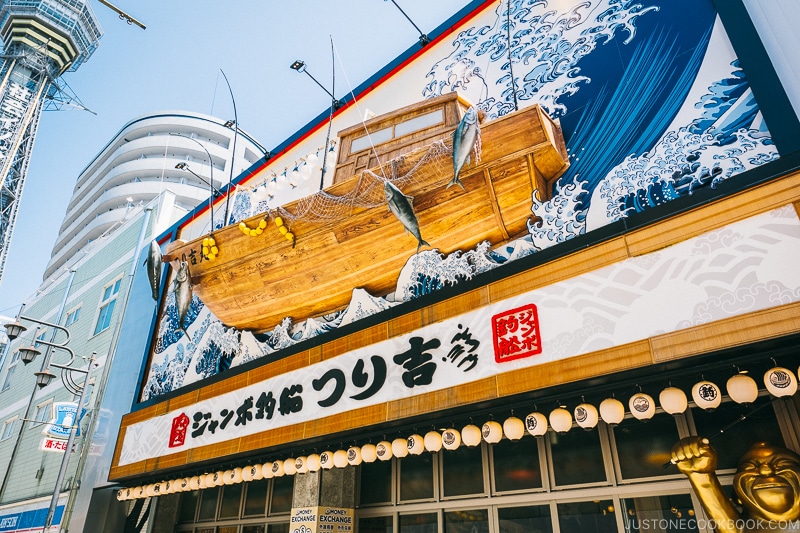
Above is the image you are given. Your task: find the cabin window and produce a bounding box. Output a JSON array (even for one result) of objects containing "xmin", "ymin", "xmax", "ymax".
[
  {"xmin": 350, "ymin": 126, "xmax": 393, "ymax": 153},
  {"xmin": 93, "ymin": 278, "xmax": 122, "ymax": 335},
  {"xmin": 394, "ymin": 110, "xmax": 443, "ymax": 137}
]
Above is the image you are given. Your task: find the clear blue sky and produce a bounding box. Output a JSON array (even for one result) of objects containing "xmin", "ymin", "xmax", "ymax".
[{"xmin": 0, "ymin": 0, "xmax": 469, "ymax": 316}]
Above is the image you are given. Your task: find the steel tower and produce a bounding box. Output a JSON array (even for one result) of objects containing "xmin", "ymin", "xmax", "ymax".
[{"xmin": 0, "ymin": 0, "xmax": 102, "ymax": 284}]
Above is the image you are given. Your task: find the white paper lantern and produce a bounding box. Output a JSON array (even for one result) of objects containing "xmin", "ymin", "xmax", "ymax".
[
  {"xmin": 407, "ymin": 434, "xmax": 425, "ymax": 455},
  {"xmin": 347, "ymin": 446, "xmax": 363, "ymax": 465},
  {"xmin": 525, "ymin": 412, "xmax": 548, "ymax": 436},
  {"xmin": 202, "ymin": 473, "xmax": 214, "ymax": 487},
  {"xmin": 164, "ymin": 480, "xmax": 174, "ymax": 494},
  {"xmin": 482, "ymin": 421, "xmax": 503, "ymax": 444},
  {"xmin": 549, "ymin": 407, "xmax": 572, "ymax": 433},
  {"xmin": 306, "ymin": 453, "xmax": 321, "ymax": 471},
  {"xmin": 223, "ymin": 469, "xmax": 234, "ymax": 485},
  {"xmin": 727, "ymin": 373, "xmax": 759, "ymax": 405},
  {"xmin": 283, "ymin": 458, "xmax": 297, "ymax": 476},
  {"xmin": 629, "ymin": 393, "xmax": 656, "ymax": 420},
  {"xmin": 599, "ymin": 398, "xmax": 625, "ymax": 425},
  {"xmin": 441, "ymin": 428, "xmax": 461, "ymax": 450},
  {"xmin": 295, "ymin": 456, "xmax": 308, "ymax": 474},
  {"xmin": 179, "ymin": 478, "xmax": 191, "ymax": 492},
  {"xmin": 271, "ymin": 460, "xmax": 285, "ymax": 477},
  {"xmin": 189, "ymin": 476, "xmax": 200, "ymax": 490},
  {"xmin": 333, "ymin": 450, "xmax": 349, "ymax": 468},
  {"xmin": 262, "ymin": 462, "xmax": 274, "ymax": 479},
  {"xmin": 692, "ymin": 381, "xmax": 722, "ymax": 410},
  {"xmin": 242, "ymin": 465, "xmax": 254, "ymax": 482},
  {"xmin": 135, "ymin": 486, "xmax": 146, "ymax": 499},
  {"xmin": 659, "ymin": 387, "xmax": 688, "ymax": 415},
  {"xmin": 462, "ymin": 424, "xmax": 482, "ymax": 447},
  {"xmin": 424, "ymin": 431, "xmax": 443, "ymax": 452},
  {"xmin": 319, "ymin": 451, "xmax": 335, "ymax": 470},
  {"xmin": 153, "ymin": 483, "xmax": 163, "ymax": 496},
  {"xmin": 376, "ymin": 441, "xmax": 393, "ymax": 461},
  {"xmin": 116, "ymin": 489, "xmax": 126, "ymax": 501},
  {"xmin": 215, "ymin": 471, "xmax": 226, "ymax": 486},
  {"xmin": 361, "ymin": 444, "xmax": 378, "ymax": 463},
  {"xmin": 574, "ymin": 403, "xmax": 599, "ymax": 429},
  {"xmin": 764, "ymin": 367, "xmax": 798, "ymax": 397},
  {"xmin": 145, "ymin": 484, "xmax": 156, "ymax": 497},
  {"xmin": 391, "ymin": 438, "xmax": 409, "ymax": 458},
  {"xmin": 503, "ymin": 417, "xmax": 525, "ymax": 440}
]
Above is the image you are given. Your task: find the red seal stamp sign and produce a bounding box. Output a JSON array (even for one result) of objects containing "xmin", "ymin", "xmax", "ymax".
[
  {"xmin": 491, "ymin": 303, "xmax": 542, "ymax": 363},
  {"xmin": 169, "ymin": 412, "xmax": 189, "ymax": 448}
]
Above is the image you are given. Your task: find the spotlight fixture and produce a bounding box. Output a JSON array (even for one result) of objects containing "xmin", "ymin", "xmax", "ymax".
[{"xmin": 290, "ymin": 60, "xmax": 343, "ymax": 110}]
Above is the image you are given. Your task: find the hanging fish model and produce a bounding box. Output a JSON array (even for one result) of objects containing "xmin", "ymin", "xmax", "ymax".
[
  {"xmin": 173, "ymin": 261, "xmax": 193, "ymax": 338},
  {"xmin": 384, "ymin": 181, "xmax": 429, "ymax": 253},
  {"xmin": 145, "ymin": 239, "xmax": 162, "ymax": 301},
  {"xmin": 449, "ymin": 106, "xmax": 483, "ymax": 190}
]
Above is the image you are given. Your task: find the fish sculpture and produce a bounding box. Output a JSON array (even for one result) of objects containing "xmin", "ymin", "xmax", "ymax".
[
  {"xmin": 384, "ymin": 181, "xmax": 429, "ymax": 253},
  {"xmin": 173, "ymin": 261, "xmax": 193, "ymax": 338},
  {"xmin": 145, "ymin": 239, "xmax": 162, "ymax": 301},
  {"xmin": 449, "ymin": 106, "xmax": 483, "ymax": 190}
]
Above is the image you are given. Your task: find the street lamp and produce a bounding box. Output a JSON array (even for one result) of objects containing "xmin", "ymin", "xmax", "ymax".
[
  {"xmin": 3, "ymin": 316, "xmax": 97, "ymax": 532},
  {"xmin": 290, "ymin": 60, "xmax": 344, "ymax": 110},
  {"xmin": 170, "ymin": 133, "xmax": 221, "ymax": 232}
]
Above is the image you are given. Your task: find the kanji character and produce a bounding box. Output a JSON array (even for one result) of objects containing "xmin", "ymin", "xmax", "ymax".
[{"xmin": 350, "ymin": 355, "xmax": 387, "ymax": 400}]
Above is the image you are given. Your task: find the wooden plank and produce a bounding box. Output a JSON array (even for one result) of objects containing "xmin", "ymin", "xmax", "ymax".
[{"xmin": 387, "ymin": 376, "xmax": 499, "ymax": 420}]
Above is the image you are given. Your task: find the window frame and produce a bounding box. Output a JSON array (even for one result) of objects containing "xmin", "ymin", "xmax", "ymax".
[
  {"xmin": 1, "ymin": 416, "xmax": 18, "ymax": 440},
  {"xmin": 93, "ymin": 277, "xmax": 123, "ymax": 335}
]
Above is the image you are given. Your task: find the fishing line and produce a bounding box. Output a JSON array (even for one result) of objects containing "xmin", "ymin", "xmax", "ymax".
[
  {"xmin": 507, "ymin": 0, "xmax": 519, "ymax": 111},
  {"xmin": 319, "ymin": 36, "xmax": 336, "ymax": 191}
]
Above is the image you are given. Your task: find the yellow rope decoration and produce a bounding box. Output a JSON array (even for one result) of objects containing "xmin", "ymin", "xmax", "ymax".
[
  {"xmin": 202, "ymin": 236, "xmax": 218, "ymax": 260},
  {"xmin": 238, "ymin": 218, "xmax": 267, "ymax": 237},
  {"xmin": 274, "ymin": 216, "xmax": 295, "ymax": 243}
]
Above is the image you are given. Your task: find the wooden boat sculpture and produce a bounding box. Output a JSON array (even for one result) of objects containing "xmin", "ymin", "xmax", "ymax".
[{"xmin": 163, "ymin": 92, "xmax": 569, "ymax": 333}]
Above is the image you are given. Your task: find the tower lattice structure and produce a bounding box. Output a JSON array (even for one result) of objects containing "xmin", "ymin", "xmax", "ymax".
[{"xmin": 0, "ymin": 0, "xmax": 101, "ymax": 285}]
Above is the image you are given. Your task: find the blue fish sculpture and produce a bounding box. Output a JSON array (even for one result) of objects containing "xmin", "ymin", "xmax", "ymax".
[{"xmin": 449, "ymin": 106, "xmax": 483, "ymax": 190}]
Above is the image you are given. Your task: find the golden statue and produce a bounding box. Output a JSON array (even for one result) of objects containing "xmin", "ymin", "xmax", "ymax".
[{"xmin": 671, "ymin": 437, "xmax": 800, "ymax": 532}]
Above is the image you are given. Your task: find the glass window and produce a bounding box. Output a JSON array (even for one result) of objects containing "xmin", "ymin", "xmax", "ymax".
[
  {"xmin": 442, "ymin": 444, "xmax": 484, "ymax": 498},
  {"xmin": 399, "ymin": 512, "xmax": 437, "ymax": 533},
  {"xmin": 217, "ymin": 527, "xmax": 238, "ymax": 533},
  {"xmin": 65, "ymin": 306, "xmax": 81, "ymax": 326},
  {"xmin": 613, "ymin": 412, "xmax": 680, "ymax": 479},
  {"xmin": 444, "ymin": 508, "xmax": 489, "ymax": 533},
  {"xmin": 2, "ymin": 364, "xmax": 16, "ymax": 391},
  {"xmin": 197, "ymin": 486, "xmax": 220, "ymax": 521},
  {"xmin": 621, "ymin": 494, "xmax": 699, "ymax": 533},
  {"xmin": 399, "ymin": 453, "xmax": 434, "ymax": 502},
  {"xmin": 1, "ymin": 418, "xmax": 17, "ymax": 441},
  {"xmin": 498, "ymin": 505, "xmax": 553, "ymax": 533},
  {"xmin": 177, "ymin": 490, "xmax": 199, "ymax": 523},
  {"xmin": 493, "ymin": 438, "xmax": 543, "ymax": 492},
  {"xmin": 219, "ymin": 483, "xmax": 243, "ymax": 518},
  {"xmin": 34, "ymin": 401, "xmax": 53, "ymax": 425},
  {"xmin": 690, "ymin": 397, "xmax": 784, "ymax": 470},
  {"xmin": 270, "ymin": 476, "xmax": 294, "ymax": 514},
  {"xmin": 549, "ymin": 429, "xmax": 607, "ymax": 486},
  {"xmin": 94, "ymin": 278, "xmax": 121, "ymax": 335},
  {"xmin": 360, "ymin": 459, "xmax": 392, "ymax": 505},
  {"xmin": 351, "ymin": 127, "xmax": 393, "ymax": 153},
  {"xmin": 243, "ymin": 527, "xmax": 265, "ymax": 533},
  {"xmin": 244, "ymin": 478, "xmax": 268, "ymax": 516},
  {"xmin": 359, "ymin": 516, "xmax": 393, "ymax": 533},
  {"xmin": 557, "ymin": 500, "xmax": 618, "ymax": 533},
  {"xmin": 394, "ymin": 110, "xmax": 443, "ymax": 137}
]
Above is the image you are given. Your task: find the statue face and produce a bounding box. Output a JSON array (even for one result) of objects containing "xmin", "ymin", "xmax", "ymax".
[{"xmin": 733, "ymin": 443, "xmax": 800, "ymax": 521}]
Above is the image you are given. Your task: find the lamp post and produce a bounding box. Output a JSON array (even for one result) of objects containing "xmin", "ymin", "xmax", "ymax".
[
  {"xmin": 219, "ymin": 70, "xmax": 238, "ymax": 227},
  {"xmin": 170, "ymin": 133, "xmax": 220, "ymax": 232},
  {"xmin": 3, "ymin": 317, "xmax": 97, "ymax": 533},
  {"xmin": 290, "ymin": 60, "xmax": 343, "ymax": 110}
]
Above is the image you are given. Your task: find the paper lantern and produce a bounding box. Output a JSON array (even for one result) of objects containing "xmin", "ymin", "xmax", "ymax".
[
  {"xmin": 441, "ymin": 428, "xmax": 461, "ymax": 450},
  {"xmin": 164, "ymin": 480, "xmax": 174, "ymax": 494},
  {"xmin": 245, "ymin": 464, "xmax": 261, "ymax": 482},
  {"xmin": 135, "ymin": 486, "xmax": 146, "ymax": 499},
  {"xmin": 241, "ymin": 466, "xmax": 254, "ymax": 482},
  {"xmin": 145, "ymin": 484, "xmax": 156, "ymax": 497},
  {"xmin": 295, "ymin": 456, "xmax": 308, "ymax": 474},
  {"xmin": 692, "ymin": 381, "xmax": 722, "ymax": 410},
  {"xmin": 347, "ymin": 446, "xmax": 363, "ymax": 465},
  {"xmin": 215, "ymin": 471, "xmax": 226, "ymax": 486},
  {"xmin": 223, "ymin": 469, "xmax": 234, "ymax": 485},
  {"xmin": 599, "ymin": 398, "xmax": 625, "ymax": 425},
  {"xmin": 407, "ymin": 434, "xmax": 425, "ymax": 455},
  {"xmin": 271, "ymin": 460, "xmax": 285, "ymax": 477},
  {"xmin": 764, "ymin": 367, "xmax": 798, "ymax": 397},
  {"xmin": 189, "ymin": 476, "xmax": 200, "ymax": 490},
  {"xmin": 319, "ymin": 451, "xmax": 335, "ymax": 470},
  {"xmin": 284, "ymin": 458, "xmax": 297, "ymax": 476},
  {"xmin": 659, "ymin": 387, "xmax": 688, "ymax": 415},
  {"xmin": 502, "ymin": 417, "xmax": 525, "ymax": 440},
  {"xmin": 261, "ymin": 462, "xmax": 274, "ymax": 479},
  {"xmin": 116, "ymin": 489, "xmax": 126, "ymax": 501},
  {"xmin": 574, "ymin": 403, "xmax": 599, "ymax": 429},
  {"xmin": 462, "ymin": 424, "xmax": 482, "ymax": 447},
  {"xmin": 424, "ymin": 431, "xmax": 443, "ymax": 452},
  {"xmin": 361, "ymin": 444, "xmax": 378, "ymax": 463},
  {"xmin": 525, "ymin": 412, "xmax": 548, "ymax": 436},
  {"xmin": 333, "ymin": 449, "xmax": 349, "ymax": 468},
  {"xmin": 202, "ymin": 473, "xmax": 213, "ymax": 487},
  {"xmin": 727, "ymin": 373, "xmax": 759, "ymax": 405},
  {"xmin": 482, "ymin": 421, "xmax": 503, "ymax": 444},
  {"xmin": 549, "ymin": 408, "xmax": 572, "ymax": 433},
  {"xmin": 391, "ymin": 438, "xmax": 409, "ymax": 458},
  {"xmin": 306, "ymin": 453, "xmax": 321, "ymax": 471},
  {"xmin": 629, "ymin": 393, "xmax": 656, "ymax": 420},
  {"xmin": 376, "ymin": 441, "xmax": 393, "ymax": 461},
  {"xmin": 179, "ymin": 478, "xmax": 191, "ymax": 492}
]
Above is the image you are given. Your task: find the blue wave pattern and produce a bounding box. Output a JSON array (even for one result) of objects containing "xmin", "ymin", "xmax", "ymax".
[{"xmin": 141, "ymin": 0, "xmax": 778, "ymax": 400}]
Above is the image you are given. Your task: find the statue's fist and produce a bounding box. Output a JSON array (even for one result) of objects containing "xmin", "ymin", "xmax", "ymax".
[{"xmin": 671, "ymin": 436, "xmax": 718, "ymax": 474}]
